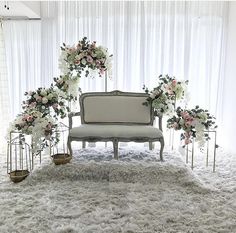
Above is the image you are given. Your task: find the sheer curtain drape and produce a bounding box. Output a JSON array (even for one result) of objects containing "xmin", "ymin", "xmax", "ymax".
[
  {"xmin": 2, "ymin": 1, "xmax": 229, "ymax": 149},
  {"xmin": 0, "ymin": 23, "xmax": 10, "ymax": 152},
  {"xmin": 3, "ymin": 21, "xmax": 41, "ymax": 118}
]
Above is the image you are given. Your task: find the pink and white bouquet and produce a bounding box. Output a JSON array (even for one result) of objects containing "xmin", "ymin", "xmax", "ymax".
[
  {"xmin": 167, "ymin": 106, "xmax": 217, "ymax": 147},
  {"xmin": 23, "ymin": 87, "xmax": 68, "ymax": 119},
  {"xmin": 143, "ymin": 74, "xmax": 188, "ymax": 116},
  {"xmin": 8, "ymin": 109, "xmax": 58, "ymax": 154},
  {"xmin": 59, "ymin": 37, "xmax": 112, "ymax": 78}
]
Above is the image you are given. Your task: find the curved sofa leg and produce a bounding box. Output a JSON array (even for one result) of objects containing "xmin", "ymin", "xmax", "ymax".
[
  {"xmin": 113, "ymin": 140, "xmax": 119, "ymax": 160},
  {"xmin": 159, "ymin": 137, "xmax": 164, "ymax": 161},
  {"xmin": 67, "ymin": 137, "xmax": 73, "ymax": 156},
  {"xmin": 149, "ymin": 142, "xmax": 154, "ymax": 150},
  {"xmin": 82, "ymin": 141, "xmax": 86, "ymax": 148}
]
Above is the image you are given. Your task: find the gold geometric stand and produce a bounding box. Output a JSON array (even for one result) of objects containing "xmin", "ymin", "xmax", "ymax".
[{"xmin": 185, "ymin": 130, "xmax": 217, "ymax": 172}]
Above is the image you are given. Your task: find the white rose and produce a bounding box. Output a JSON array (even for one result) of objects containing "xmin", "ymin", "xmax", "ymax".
[
  {"xmin": 40, "ymin": 90, "xmax": 47, "ymax": 96},
  {"xmin": 42, "ymin": 97, "xmax": 48, "ymax": 104},
  {"xmin": 81, "ymin": 59, "xmax": 87, "ymax": 65}
]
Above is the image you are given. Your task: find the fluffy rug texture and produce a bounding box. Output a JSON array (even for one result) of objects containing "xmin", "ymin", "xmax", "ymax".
[{"xmin": 0, "ymin": 144, "xmax": 235, "ymax": 233}]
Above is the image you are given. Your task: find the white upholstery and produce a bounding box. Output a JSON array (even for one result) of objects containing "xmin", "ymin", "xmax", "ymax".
[
  {"xmin": 70, "ymin": 124, "xmax": 163, "ymax": 139},
  {"xmin": 68, "ymin": 91, "xmax": 164, "ymax": 161},
  {"xmin": 83, "ymin": 96, "xmax": 151, "ymax": 124}
]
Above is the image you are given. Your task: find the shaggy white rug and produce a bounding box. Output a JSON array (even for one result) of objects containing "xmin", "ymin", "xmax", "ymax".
[{"xmin": 0, "ymin": 144, "xmax": 235, "ymax": 233}]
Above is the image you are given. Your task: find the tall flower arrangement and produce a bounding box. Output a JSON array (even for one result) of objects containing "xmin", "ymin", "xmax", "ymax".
[
  {"xmin": 167, "ymin": 106, "xmax": 217, "ymax": 147},
  {"xmin": 143, "ymin": 74, "xmax": 188, "ymax": 116},
  {"xmin": 8, "ymin": 37, "xmax": 112, "ymax": 155}
]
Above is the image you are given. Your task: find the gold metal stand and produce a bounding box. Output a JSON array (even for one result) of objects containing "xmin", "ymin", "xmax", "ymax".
[{"xmin": 185, "ymin": 130, "xmax": 217, "ymax": 172}]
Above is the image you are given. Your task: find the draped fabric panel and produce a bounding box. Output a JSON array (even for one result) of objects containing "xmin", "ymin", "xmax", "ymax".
[
  {"xmin": 3, "ymin": 21, "xmax": 41, "ymax": 118},
  {"xmin": 0, "ymin": 23, "xmax": 10, "ymax": 152}
]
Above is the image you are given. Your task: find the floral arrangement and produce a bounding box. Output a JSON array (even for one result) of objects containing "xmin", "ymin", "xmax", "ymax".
[
  {"xmin": 167, "ymin": 106, "xmax": 217, "ymax": 147},
  {"xmin": 58, "ymin": 37, "xmax": 112, "ymax": 100},
  {"xmin": 23, "ymin": 87, "xmax": 68, "ymax": 119},
  {"xmin": 8, "ymin": 109, "xmax": 58, "ymax": 154},
  {"xmin": 143, "ymin": 74, "xmax": 188, "ymax": 116}
]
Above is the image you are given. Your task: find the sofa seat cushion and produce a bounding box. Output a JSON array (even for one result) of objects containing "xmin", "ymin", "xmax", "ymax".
[{"xmin": 69, "ymin": 124, "xmax": 163, "ymax": 140}]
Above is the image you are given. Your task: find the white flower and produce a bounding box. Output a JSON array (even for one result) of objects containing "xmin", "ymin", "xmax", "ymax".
[
  {"xmin": 58, "ymin": 51, "xmax": 70, "ymax": 75},
  {"xmin": 81, "ymin": 59, "xmax": 87, "ymax": 65},
  {"xmin": 40, "ymin": 89, "xmax": 47, "ymax": 96},
  {"xmin": 42, "ymin": 97, "xmax": 48, "ymax": 104},
  {"xmin": 76, "ymin": 53, "xmax": 85, "ymax": 61}
]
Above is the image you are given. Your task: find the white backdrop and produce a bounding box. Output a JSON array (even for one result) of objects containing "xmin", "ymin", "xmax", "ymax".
[
  {"xmin": 2, "ymin": 1, "xmax": 230, "ymax": 151},
  {"xmin": 0, "ymin": 23, "xmax": 10, "ymax": 152}
]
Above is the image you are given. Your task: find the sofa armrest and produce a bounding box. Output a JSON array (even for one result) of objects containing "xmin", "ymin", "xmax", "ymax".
[
  {"xmin": 154, "ymin": 110, "xmax": 163, "ymax": 132},
  {"xmin": 68, "ymin": 112, "xmax": 81, "ymax": 129}
]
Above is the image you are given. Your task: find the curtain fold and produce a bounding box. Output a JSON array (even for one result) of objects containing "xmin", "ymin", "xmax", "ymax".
[
  {"xmin": 3, "ymin": 20, "xmax": 41, "ymax": 118},
  {"xmin": 0, "ymin": 23, "xmax": 10, "ymax": 152}
]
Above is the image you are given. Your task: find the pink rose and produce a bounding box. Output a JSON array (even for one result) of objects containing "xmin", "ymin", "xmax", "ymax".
[
  {"xmin": 87, "ymin": 56, "xmax": 93, "ymax": 63},
  {"xmin": 185, "ymin": 121, "xmax": 191, "ymax": 127},
  {"xmin": 91, "ymin": 42, "xmax": 96, "ymax": 48},
  {"xmin": 100, "ymin": 68, "xmax": 105, "ymax": 75},
  {"xmin": 36, "ymin": 96, "xmax": 42, "ymax": 102},
  {"xmin": 27, "ymin": 115, "xmax": 33, "ymax": 122}
]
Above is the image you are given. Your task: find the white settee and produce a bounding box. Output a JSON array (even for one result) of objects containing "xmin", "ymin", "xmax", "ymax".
[{"xmin": 67, "ymin": 90, "xmax": 164, "ymax": 160}]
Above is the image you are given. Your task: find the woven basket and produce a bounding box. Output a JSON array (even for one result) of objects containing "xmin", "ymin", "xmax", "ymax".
[
  {"xmin": 9, "ymin": 170, "xmax": 30, "ymax": 183},
  {"xmin": 51, "ymin": 153, "xmax": 72, "ymax": 165}
]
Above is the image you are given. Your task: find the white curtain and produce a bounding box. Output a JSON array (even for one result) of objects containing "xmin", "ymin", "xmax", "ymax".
[
  {"xmin": 2, "ymin": 1, "xmax": 229, "ymax": 149},
  {"xmin": 0, "ymin": 22, "xmax": 10, "ymax": 152},
  {"xmin": 3, "ymin": 20, "xmax": 41, "ymax": 118}
]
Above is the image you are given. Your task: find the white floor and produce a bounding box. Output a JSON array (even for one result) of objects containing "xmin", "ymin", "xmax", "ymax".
[{"xmin": 0, "ymin": 144, "xmax": 235, "ymax": 233}]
